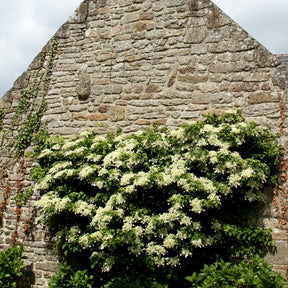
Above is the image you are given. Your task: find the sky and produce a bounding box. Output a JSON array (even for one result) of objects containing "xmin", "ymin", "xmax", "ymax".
[{"xmin": 0, "ymin": 0, "xmax": 288, "ymax": 97}]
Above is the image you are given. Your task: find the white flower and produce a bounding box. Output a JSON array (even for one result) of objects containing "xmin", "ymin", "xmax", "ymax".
[
  {"xmin": 159, "ymin": 212, "xmax": 178, "ymax": 223},
  {"xmin": 90, "ymin": 231, "xmax": 103, "ymax": 241},
  {"xmin": 158, "ymin": 172, "xmax": 174, "ymax": 186},
  {"xmin": 86, "ymin": 153, "xmax": 102, "ymax": 163},
  {"xmin": 193, "ymin": 222, "xmax": 202, "ymax": 231},
  {"xmin": 146, "ymin": 242, "xmax": 166, "ymax": 256},
  {"xmin": 54, "ymin": 197, "xmax": 71, "ymax": 212},
  {"xmin": 209, "ymin": 150, "xmax": 218, "ymax": 164},
  {"xmin": 181, "ymin": 248, "xmax": 192, "ymax": 258},
  {"xmin": 120, "ymin": 173, "xmax": 134, "ymax": 186},
  {"xmin": 170, "ymin": 127, "xmax": 185, "ymax": 139},
  {"xmin": 241, "ymin": 167, "xmax": 254, "ymax": 179},
  {"xmin": 37, "ymin": 148, "xmax": 53, "ymax": 159},
  {"xmin": 202, "ymin": 124, "xmax": 213, "ymax": 133},
  {"xmin": 98, "ymin": 168, "xmax": 108, "ymax": 176},
  {"xmin": 190, "ymin": 198, "xmax": 203, "ymax": 214},
  {"xmin": 176, "ymin": 231, "xmax": 187, "ymax": 240},
  {"xmin": 219, "ymin": 142, "xmax": 230, "ymax": 155},
  {"xmin": 163, "ymin": 234, "xmax": 177, "ymax": 249},
  {"xmin": 53, "ymin": 170, "xmax": 64, "ymax": 179},
  {"xmin": 125, "ymin": 185, "xmax": 135, "ymax": 194},
  {"xmin": 225, "ymin": 109, "xmax": 237, "ymax": 114},
  {"xmin": 191, "ymin": 239, "xmax": 202, "ymax": 248},
  {"xmin": 64, "ymin": 146, "xmax": 87, "ymax": 156},
  {"xmin": 134, "ymin": 172, "xmax": 149, "ymax": 186},
  {"xmin": 225, "ymin": 161, "xmax": 235, "ymax": 169},
  {"xmin": 208, "ymin": 193, "xmax": 221, "ymax": 204},
  {"xmin": 228, "ymin": 173, "xmax": 241, "ymax": 187},
  {"xmin": 74, "ymin": 200, "xmax": 94, "ymax": 216},
  {"xmin": 62, "ymin": 138, "xmax": 84, "ymax": 151},
  {"xmin": 80, "ymin": 130, "xmax": 93, "ymax": 138},
  {"xmin": 51, "ymin": 144, "xmax": 61, "ymax": 150},
  {"xmin": 103, "ymin": 150, "xmax": 122, "ymax": 168},
  {"xmin": 79, "ymin": 165, "xmax": 95, "ymax": 180},
  {"xmin": 196, "ymin": 138, "xmax": 207, "ymax": 147},
  {"xmin": 231, "ymin": 126, "xmax": 240, "ymax": 134},
  {"xmin": 134, "ymin": 226, "xmax": 143, "ymax": 237},
  {"xmin": 168, "ymin": 257, "xmax": 180, "ymax": 267},
  {"xmin": 180, "ymin": 216, "xmax": 191, "ymax": 226},
  {"xmin": 238, "ymin": 122, "xmax": 247, "ymax": 128},
  {"xmin": 123, "ymin": 138, "xmax": 138, "ymax": 150},
  {"xmin": 92, "ymin": 135, "xmax": 106, "ymax": 143},
  {"xmin": 37, "ymin": 174, "xmax": 53, "ymax": 191},
  {"xmin": 211, "ymin": 221, "xmax": 221, "ymax": 231},
  {"xmin": 115, "ymin": 193, "xmax": 125, "ymax": 204},
  {"xmin": 208, "ymin": 135, "xmax": 221, "ymax": 146},
  {"xmin": 102, "ymin": 256, "xmax": 115, "ymax": 272},
  {"xmin": 200, "ymin": 178, "xmax": 217, "ymax": 193},
  {"xmin": 79, "ymin": 234, "xmax": 89, "ymax": 248},
  {"xmin": 92, "ymin": 181, "xmax": 104, "ymax": 189}
]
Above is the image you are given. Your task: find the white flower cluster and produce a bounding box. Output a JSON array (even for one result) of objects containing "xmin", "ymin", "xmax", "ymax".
[
  {"xmin": 74, "ymin": 200, "xmax": 95, "ymax": 217},
  {"xmin": 34, "ymin": 192, "xmax": 71, "ymax": 215},
  {"xmin": 79, "ymin": 165, "xmax": 96, "ymax": 180}
]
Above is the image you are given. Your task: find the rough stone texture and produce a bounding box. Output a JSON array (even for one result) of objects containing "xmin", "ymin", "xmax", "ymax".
[{"xmin": 1, "ymin": 0, "xmax": 288, "ymax": 286}]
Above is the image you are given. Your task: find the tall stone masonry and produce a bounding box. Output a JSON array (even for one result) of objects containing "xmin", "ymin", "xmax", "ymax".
[{"xmin": 0, "ymin": 0, "xmax": 288, "ymax": 286}]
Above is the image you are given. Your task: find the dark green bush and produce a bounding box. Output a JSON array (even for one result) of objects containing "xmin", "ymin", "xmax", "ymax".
[
  {"xmin": 49, "ymin": 262, "xmax": 94, "ymax": 288},
  {"xmin": 0, "ymin": 245, "xmax": 25, "ymax": 288},
  {"xmin": 186, "ymin": 255, "xmax": 288, "ymax": 288}
]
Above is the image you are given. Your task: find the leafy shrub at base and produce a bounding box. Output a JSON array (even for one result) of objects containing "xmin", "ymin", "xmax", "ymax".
[
  {"xmin": 0, "ymin": 245, "xmax": 25, "ymax": 288},
  {"xmin": 32, "ymin": 110, "xmax": 283, "ymax": 287},
  {"xmin": 186, "ymin": 256, "xmax": 288, "ymax": 288}
]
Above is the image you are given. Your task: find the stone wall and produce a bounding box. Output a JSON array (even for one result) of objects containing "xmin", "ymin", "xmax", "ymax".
[{"xmin": 1, "ymin": 0, "xmax": 288, "ymax": 286}]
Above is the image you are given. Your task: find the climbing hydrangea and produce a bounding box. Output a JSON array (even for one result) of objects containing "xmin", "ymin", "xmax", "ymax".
[{"xmin": 32, "ymin": 110, "xmax": 281, "ymax": 287}]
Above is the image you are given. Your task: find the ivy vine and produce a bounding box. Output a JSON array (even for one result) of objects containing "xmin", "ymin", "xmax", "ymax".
[
  {"xmin": 0, "ymin": 107, "xmax": 5, "ymax": 131},
  {"xmin": 0, "ymin": 36, "xmax": 58, "ymax": 244},
  {"xmin": 8, "ymin": 36, "xmax": 58, "ymax": 155}
]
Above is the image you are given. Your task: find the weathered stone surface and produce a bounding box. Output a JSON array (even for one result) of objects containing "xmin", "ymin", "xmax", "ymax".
[
  {"xmin": 184, "ymin": 27, "xmax": 207, "ymax": 44},
  {"xmin": 248, "ymin": 93, "xmax": 279, "ymax": 104},
  {"xmin": 108, "ymin": 106, "xmax": 126, "ymax": 122},
  {"xmin": 76, "ymin": 76, "xmax": 91, "ymax": 100},
  {"xmin": 89, "ymin": 113, "xmax": 108, "ymax": 121}
]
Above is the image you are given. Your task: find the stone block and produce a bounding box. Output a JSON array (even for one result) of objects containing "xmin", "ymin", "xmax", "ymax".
[
  {"xmin": 133, "ymin": 21, "xmax": 155, "ymax": 32},
  {"xmin": 208, "ymin": 63, "xmax": 227, "ymax": 73},
  {"xmin": 184, "ymin": 27, "xmax": 207, "ymax": 44},
  {"xmin": 89, "ymin": 114, "xmax": 108, "ymax": 121},
  {"xmin": 121, "ymin": 12, "xmax": 139, "ymax": 23},
  {"xmin": 139, "ymin": 12, "xmax": 154, "ymax": 20},
  {"xmin": 145, "ymin": 84, "xmax": 162, "ymax": 93},
  {"xmin": 76, "ymin": 76, "xmax": 91, "ymax": 101},
  {"xmin": 35, "ymin": 262, "xmax": 58, "ymax": 272},
  {"xmin": 108, "ymin": 106, "xmax": 126, "ymax": 122},
  {"xmin": 248, "ymin": 93, "xmax": 279, "ymax": 104}
]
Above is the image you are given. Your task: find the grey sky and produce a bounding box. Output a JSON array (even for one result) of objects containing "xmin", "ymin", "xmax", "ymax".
[{"xmin": 0, "ymin": 0, "xmax": 287, "ymax": 97}]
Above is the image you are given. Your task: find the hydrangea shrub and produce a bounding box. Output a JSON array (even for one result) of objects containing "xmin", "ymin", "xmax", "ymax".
[{"xmin": 32, "ymin": 110, "xmax": 281, "ymax": 287}]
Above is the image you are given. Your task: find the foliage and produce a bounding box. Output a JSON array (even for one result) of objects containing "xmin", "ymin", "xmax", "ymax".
[
  {"xmin": 32, "ymin": 110, "xmax": 282, "ymax": 287},
  {"xmin": 0, "ymin": 107, "xmax": 5, "ymax": 131},
  {"xmin": 49, "ymin": 262, "xmax": 94, "ymax": 288},
  {"xmin": 0, "ymin": 245, "xmax": 25, "ymax": 288},
  {"xmin": 186, "ymin": 255, "xmax": 288, "ymax": 288},
  {"xmin": 7, "ymin": 36, "xmax": 58, "ymax": 155}
]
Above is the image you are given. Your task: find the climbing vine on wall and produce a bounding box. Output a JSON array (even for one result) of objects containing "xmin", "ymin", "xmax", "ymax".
[
  {"xmin": 8, "ymin": 36, "xmax": 58, "ymax": 155},
  {"xmin": 0, "ymin": 37, "xmax": 58, "ymax": 244},
  {"xmin": 32, "ymin": 110, "xmax": 282, "ymax": 287},
  {"xmin": 0, "ymin": 107, "xmax": 5, "ymax": 131}
]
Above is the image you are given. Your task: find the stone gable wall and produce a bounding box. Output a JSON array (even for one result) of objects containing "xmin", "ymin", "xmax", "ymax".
[{"xmin": 1, "ymin": 0, "xmax": 288, "ymax": 286}]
